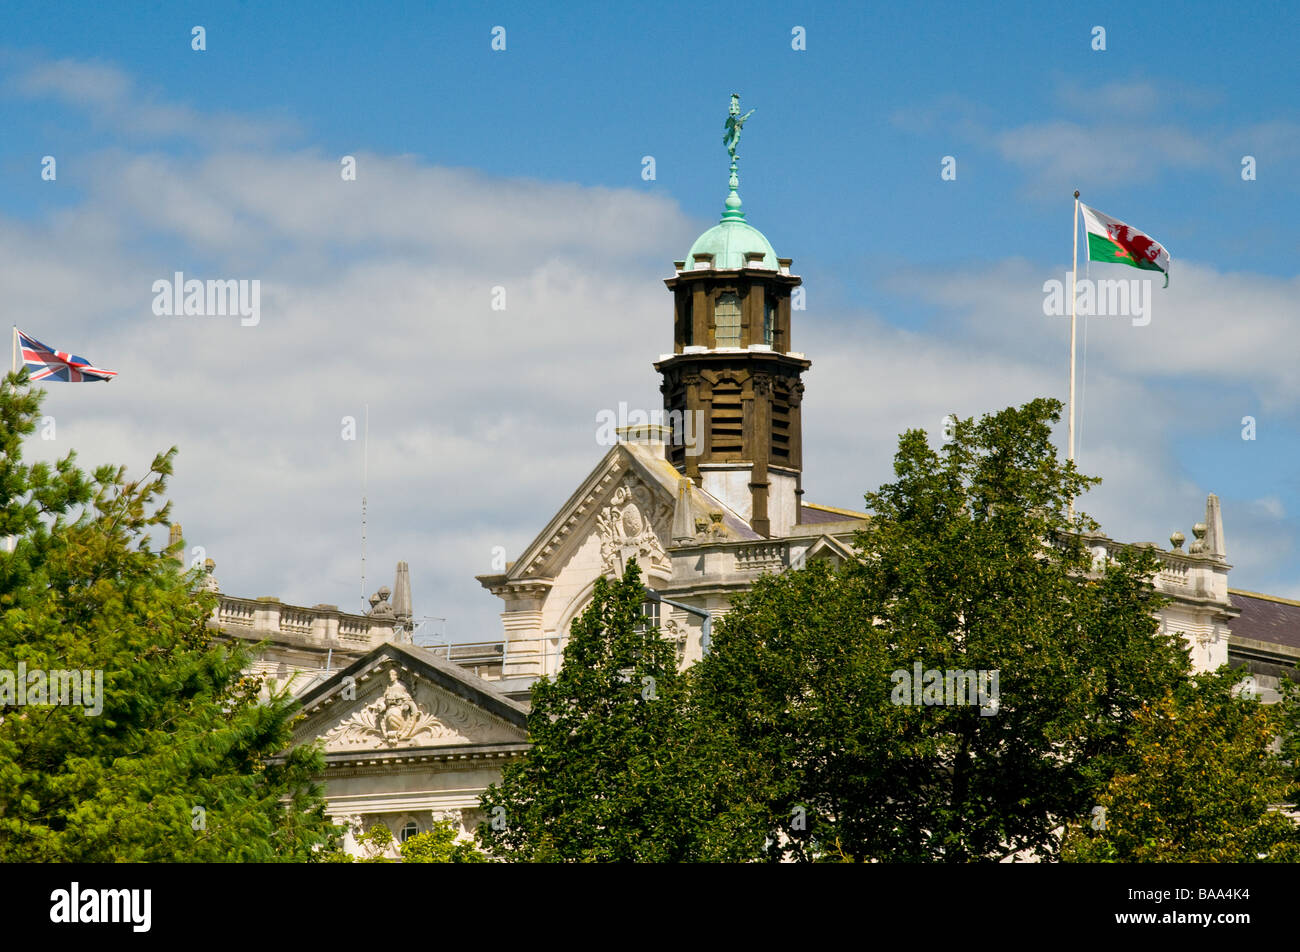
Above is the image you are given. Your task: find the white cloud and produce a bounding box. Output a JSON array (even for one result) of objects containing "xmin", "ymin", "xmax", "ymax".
[
  {"xmin": 994, "ymin": 121, "xmax": 1214, "ymax": 192},
  {"xmin": 5, "ymin": 58, "xmax": 1297, "ymax": 645},
  {"xmin": 1054, "ymin": 77, "xmax": 1225, "ymax": 118},
  {"xmin": 7, "ymin": 57, "xmax": 294, "ymax": 146},
  {"xmin": 1251, "ymin": 496, "xmax": 1285, "ymax": 519},
  {"xmin": 889, "ymin": 258, "xmax": 1300, "ymax": 410},
  {"xmin": 891, "ymin": 77, "xmax": 1300, "ymax": 197},
  {"xmin": 7, "ymin": 135, "xmax": 692, "ymax": 642}
]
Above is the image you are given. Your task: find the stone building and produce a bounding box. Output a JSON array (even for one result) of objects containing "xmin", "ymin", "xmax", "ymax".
[{"xmin": 202, "ymin": 104, "xmax": 1300, "ymax": 857}]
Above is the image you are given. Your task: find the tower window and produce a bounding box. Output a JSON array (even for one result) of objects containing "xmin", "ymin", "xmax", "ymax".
[
  {"xmin": 763, "ymin": 291, "xmax": 776, "ymax": 347},
  {"xmin": 714, "ymin": 292, "xmax": 741, "ymax": 348}
]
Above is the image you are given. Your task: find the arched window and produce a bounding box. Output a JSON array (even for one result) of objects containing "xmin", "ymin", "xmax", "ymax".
[
  {"xmin": 400, "ymin": 820, "xmax": 419, "ymax": 842},
  {"xmin": 763, "ymin": 290, "xmax": 776, "ymax": 347}
]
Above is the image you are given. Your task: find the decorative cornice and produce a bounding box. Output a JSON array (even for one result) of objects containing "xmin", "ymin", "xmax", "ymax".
[
  {"xmin": 653, "ymin": 350, "xmax": 811, "ymax": 373},
  {"xmin": 316, "ymin": 742, "xmax": 531, "ymax": 773},
  {"xmin": 486, "ymin": 579, "xmax": 553, "ymax": 599}
]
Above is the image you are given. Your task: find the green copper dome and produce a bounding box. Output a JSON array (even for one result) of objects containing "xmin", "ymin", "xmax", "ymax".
[{"xmin": 686, "ymin": 217, "xmax": 778, "ymax": 271}]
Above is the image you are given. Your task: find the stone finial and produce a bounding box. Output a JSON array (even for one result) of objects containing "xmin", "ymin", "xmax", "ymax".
[
  {"xmin": 1205, "ymin": 493, "xmax": 1226, "ymax": 559},
  {"xmin": 392, "ymin": 561, "xmax": 412, "ymax": 622},
  {"xmin": 1169, "ymin": 531, "xmax": 1185, "ymax": 552},
  {"xmin": 168, "ymin": 524, "xmax": 184, "ymax": 565},
  {"xmin": 1188, "ymin": 523, "xmax": 1208, "ymax": 555},
  {"xmin": 671, "ymin": 478, "xmax": 694, "ymax": 544}
]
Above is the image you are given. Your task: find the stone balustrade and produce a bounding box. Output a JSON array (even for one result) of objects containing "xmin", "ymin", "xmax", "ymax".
[
  {"xmin": 1083, "ymin": 534, "xmax": 1228, "ymax": 602},
  {"xmin": 211, "ymin": 594, "xmax": 395, "ymax": 649},
  {"xmin": 734, "ymin": 541, "xmax": 789, "ymax": 573}
]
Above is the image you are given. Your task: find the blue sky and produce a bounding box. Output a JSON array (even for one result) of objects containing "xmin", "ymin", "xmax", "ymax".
[{"xmin": 2, "ymin": 1, "xmax": 1297, "ymax": 640}]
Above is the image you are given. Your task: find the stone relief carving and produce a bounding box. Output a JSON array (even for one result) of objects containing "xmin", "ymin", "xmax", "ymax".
[
  {"xmin": 342, "ymin": 814, "xmax": 367, "ymax": 841},
  {"xmin": 662, "ymin": 617, "xmax": 689, "ymax": 662},
  {"xmin": 693, "ymin": 510, "xmax": 729, "ymax": 543},
  {"xmin": 321, "ymin": 669, "xmax": 490, "ymax": 749},
  {"xmin": 596, "ymin": 474, "xmax": 672, "ymax": 575},
  {"xmin": 431, "ymin": 809, "xmax": 464, "ymax": 831}
]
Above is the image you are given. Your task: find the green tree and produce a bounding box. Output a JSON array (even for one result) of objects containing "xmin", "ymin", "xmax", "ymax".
[
  {"xmin": 695, "ymin": 398, "xmax": 1194, "ymax": 861},
  {"xmin": 476, "ymin": 559, "xmax": 707, "ymax": 861},
  {"xmin": 1062, "ymin": 670, "xmax": 1300, "ymax": 862},
  {"xmin": 1277, "ymin": 673, "xmax": 1300, "ymax": 820},
  {"xmin": 345, "ymin": 819, "xmax": 491, "ymax": 863},
  {"xmin": 401, "ymin": 820, "xmax": 490, "ymax": 863},
  {"xmin": 0, "ymin": 371, "xmax": 340, "ymax": 861},
  {"xmin": 354, "ymin": 823, "xmax": 394, "ymax": 862}
]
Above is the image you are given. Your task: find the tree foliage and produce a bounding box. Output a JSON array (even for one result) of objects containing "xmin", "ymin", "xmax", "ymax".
[
  {"xmin": 400, "ymin": 820, "xmax": 490, "ymax": 863},
  {"xmin": 476, "ymin": 559, "xmax": 708, "ymax": 861},
  {"xmin": 695, "ymin": 398, "xmax": 1195, "ymax": 861},
  {"xmin": 464, "ymin": 396, "xmax": 1294, "ymax": 864},
  {"xmin": 353, "ymin": 822, "xmax": 395, "ymax": 862},
  {"xmin": 0, "ymin": 371, "xmax": 339, "ymax": 861},
  {"xmin": 1062, "ymin": 669, "xmax": 1300, "ymax": 862}
]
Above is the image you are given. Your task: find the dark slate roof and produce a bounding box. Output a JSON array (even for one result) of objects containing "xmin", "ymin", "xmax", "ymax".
[
  {"xmin": 1229, "ymin": 590, "xmax": 1300, "ymax": 652},
  {"xmin": 799, "ymin": 503, "xmax": 867, "ymax": 525}
]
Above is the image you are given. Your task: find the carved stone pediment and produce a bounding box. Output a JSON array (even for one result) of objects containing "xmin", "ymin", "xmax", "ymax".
[
  {"xmin": 595, "ymin": 473, "xmax": 673, "ymax": 577},
  {"xmin": 501, "ymin": 446, "xmax": 690, "ymax": 584},
  {"xmin": 305, "ymin": 661, "xmax": 525, "ymax": 752}
]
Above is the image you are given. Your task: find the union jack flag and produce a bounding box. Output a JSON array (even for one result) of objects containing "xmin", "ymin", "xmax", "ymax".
[{"xmin": 15, "ymin": 328, "xmax": 117, "ymax": 382}]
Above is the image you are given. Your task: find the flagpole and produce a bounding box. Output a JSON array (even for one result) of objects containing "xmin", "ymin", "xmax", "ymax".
[
  {"xmin": 1068, "ymin": 191, "xmax": 1079, "ymax": 519},
  {"xmin": 10, "ymin": 326, "xmax": 16, "ymax": 378}
]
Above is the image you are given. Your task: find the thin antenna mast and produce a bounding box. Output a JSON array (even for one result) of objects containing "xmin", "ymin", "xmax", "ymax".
[{"xmin": 361, "ymin": 403, "xmax": 369, "ymax": 611}]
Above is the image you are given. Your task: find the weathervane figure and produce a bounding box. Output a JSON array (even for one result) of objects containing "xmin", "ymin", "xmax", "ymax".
[{"xmin": 723, "ymin": 93, "xmax": 754, "ymax": 160}]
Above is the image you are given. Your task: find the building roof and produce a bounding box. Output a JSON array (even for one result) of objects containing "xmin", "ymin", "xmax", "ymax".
[
  {"xmin": 800, "ymin": 502, "xmax": 867, "ymax": 525},
  {"xmin": 685, "ymin": 218, "xmax": 778, "ymax": 271},
  {"xmin": 1229, "ymin": 589, "xmax": 1300, "ymax": 653}
]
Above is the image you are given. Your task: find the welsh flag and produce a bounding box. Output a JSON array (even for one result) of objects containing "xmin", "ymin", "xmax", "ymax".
[{"xmin": 1081, "ymin": 204, "xmax": 1171, "ymax": 287}]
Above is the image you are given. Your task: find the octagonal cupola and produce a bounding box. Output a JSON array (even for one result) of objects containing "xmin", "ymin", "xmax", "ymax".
[{"xmin": 654, "ymin": 95, "xmax": 810, "ymax": 539}]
